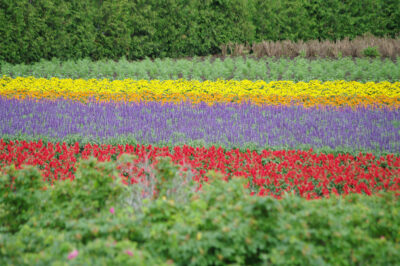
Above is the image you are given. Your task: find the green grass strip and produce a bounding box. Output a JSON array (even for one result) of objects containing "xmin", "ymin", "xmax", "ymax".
[{"xmin": 1, "ymin": 56, "xmax": 399, "ymax": 82}]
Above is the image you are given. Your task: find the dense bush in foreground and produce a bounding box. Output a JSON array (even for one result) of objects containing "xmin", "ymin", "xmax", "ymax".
[{"xmin": 1, "ymin": 158, "xmax": 399, "ymax": 265}]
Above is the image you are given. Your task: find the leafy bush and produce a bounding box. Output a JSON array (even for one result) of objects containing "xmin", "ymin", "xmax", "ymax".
[
  {"xmin": 1, "ymin": 158, "xmax": 400, "ymax": 265},
  {"xmin": 136, "ymin": 171, "xmax": 400, "ymax": 265},
  {"xmin": 40, "ymin": 157, "xmax": 128, "ymax": 229},
  {"xmin": 0, "ymin": 226, "xmax": 164, "ymax": 265},
  {"xmin": 0, "ymin": 165, "xmax": 46, "ymax": 233},
  {"xmin": 363, "ymin": 46, "xmax": 381, "ymax": 58}
]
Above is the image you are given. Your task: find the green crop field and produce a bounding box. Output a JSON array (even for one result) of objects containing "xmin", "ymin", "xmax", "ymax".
[{"xmin": 2, "ymin": 56, "xmax": 400, "ymax": 82}]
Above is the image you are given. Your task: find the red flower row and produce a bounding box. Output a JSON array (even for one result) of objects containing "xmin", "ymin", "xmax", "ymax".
[{"xmin": 1, "ymin": 139, "xmax": 400, "ymax": 199}]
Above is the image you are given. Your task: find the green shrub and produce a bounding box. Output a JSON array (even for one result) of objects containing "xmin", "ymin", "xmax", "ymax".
[
  {"xmin": 1, "ymin": 158, "xmax": 400, "ymax": 265},
  {"xmin": 363, "ymin": 46, "xmax": 381, "ymax": 58},
  {"xmin": 0, "ymin": 165, "xmax": 47, "ymax": 233},
  {"xmin": 0, "ymin": 225, "xmax": 165, "ymax": 265},
  {"xmin": 135, "ymin": 170, "xmax": 400, "ymax": 265},
  {"xmin": 37, "ymin": 157, "xmax": 128, "ymax": 230}
]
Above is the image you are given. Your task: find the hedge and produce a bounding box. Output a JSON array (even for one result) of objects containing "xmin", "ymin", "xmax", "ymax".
[{"xmin": 0, "ymin": 0, "xmax": 399, "ymax": 64}]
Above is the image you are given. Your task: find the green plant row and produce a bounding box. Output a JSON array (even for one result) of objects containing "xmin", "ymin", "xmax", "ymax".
[
  {"xmin": 1, "ymin": 0, "xmax": 399, "ymax": 64},
  {"xmin": 2, "ymin": 56, "xmax": 400, "ymax": 82},
  {"xmin": 1, "ymin": 158, "xmax": 399, "ymax": 265}
]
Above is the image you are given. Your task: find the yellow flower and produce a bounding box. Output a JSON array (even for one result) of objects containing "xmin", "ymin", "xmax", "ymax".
[{"xmin": 1, "ymin": 76, "xmax": 399, "ymax": 108}]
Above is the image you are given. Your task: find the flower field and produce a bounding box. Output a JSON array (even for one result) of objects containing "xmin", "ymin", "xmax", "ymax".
[
  {"xmin": 2, "ymin": 77, "xmax": 400, "ymax": 107},
  {"xmin": 1, "ymin": 75, "xmax": 400, "ymax": 197},
  {"xmin": 1, "ymin": 61, "xmax": 400, "ymax": 264},
  {"xmin": 2, "ymin": 140, "xmax": 400, "ymax": 199},
  {"xmin": 2, "ymin": 1, "xmax": 400, "ymax": 263}
]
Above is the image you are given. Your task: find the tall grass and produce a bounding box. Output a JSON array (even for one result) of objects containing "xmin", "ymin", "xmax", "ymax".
[{"xmin": 222, "ymin": 35, "xmax": 400, "ymax": 59}]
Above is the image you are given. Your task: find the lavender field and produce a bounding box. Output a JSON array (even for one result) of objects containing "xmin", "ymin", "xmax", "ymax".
[{"xmin": 2, "ymin": 97, "xmax": 399, "ymax": 153}]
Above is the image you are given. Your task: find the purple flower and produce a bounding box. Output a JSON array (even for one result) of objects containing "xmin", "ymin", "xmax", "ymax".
[{"xmin": 1, "ymin": 97, "xmax": 398, "ymax": 152}]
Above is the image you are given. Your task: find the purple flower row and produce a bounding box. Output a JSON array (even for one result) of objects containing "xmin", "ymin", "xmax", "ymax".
[{"xmin": 1, "ymin": 97, "xmax": 399, "ymax": 152}]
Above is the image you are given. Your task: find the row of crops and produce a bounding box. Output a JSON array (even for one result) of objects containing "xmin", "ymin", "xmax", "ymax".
[
  {"xmin": 2, "ymin": 140, "xmax": 399, "ymax": 198},
  {"xmin": 2, "ymin": 57, "xmax": 400, "ymax": 82},
  {"xmin": 1, "ymin": 56, "xmax": 400, "ymax": 264}
]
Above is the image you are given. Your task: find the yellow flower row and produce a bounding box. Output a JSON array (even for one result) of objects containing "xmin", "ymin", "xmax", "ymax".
[{"xmin": 1, "ymin": 76, "xmax": 400, "ymax": 107}]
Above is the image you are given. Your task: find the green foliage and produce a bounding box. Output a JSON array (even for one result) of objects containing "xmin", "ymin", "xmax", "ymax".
[
  {"xmin": 0, "ymin": 165, "xmax": 46, "ymax": 233},
  {"xmin": 264, "ymin": 193, "xmax": 400, "ymax": 265},
  {"xmin": 252, "ymin": 0, "xmax": 316, "ymax": 41},
  {"xmin": 0, "ymin": 0, "xmax": 97, "ymax": 64},
  {"xmin": 0, "ymin": 0, "xmax": 399, "ymax": 64},
  {"xmin": 69, "ymin": 239, "xmax": 164, "ymax": 266},
  {"xmin": 137, "ymin": 171, "xmax": 400, "ymax": 265},
  {"xmin": 0, "ymin": 226, "xmax": 163, "ymax": 265},
  {"xmin": 363, "ymin": 46, "xmax": 381, "ymax": 58},
  {"xmin": 138, "ymin": 171, "xmax": 277, "ymax": 265},
  {"xmin": 42, "ymin": 157, "xmax": 128, "ymax": 230},
  {"xmin": 0, "ymin": 159, "xmax": 400, "ymax": 264},
  {"xmin": 2, "ymin": 56, "xmax": 400, "ymax": 82}
]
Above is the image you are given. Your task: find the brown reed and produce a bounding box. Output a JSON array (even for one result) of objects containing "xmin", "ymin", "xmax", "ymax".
[{"xmin": 220, "ymin": 35, "xmax": 400, "ymax": 59}]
